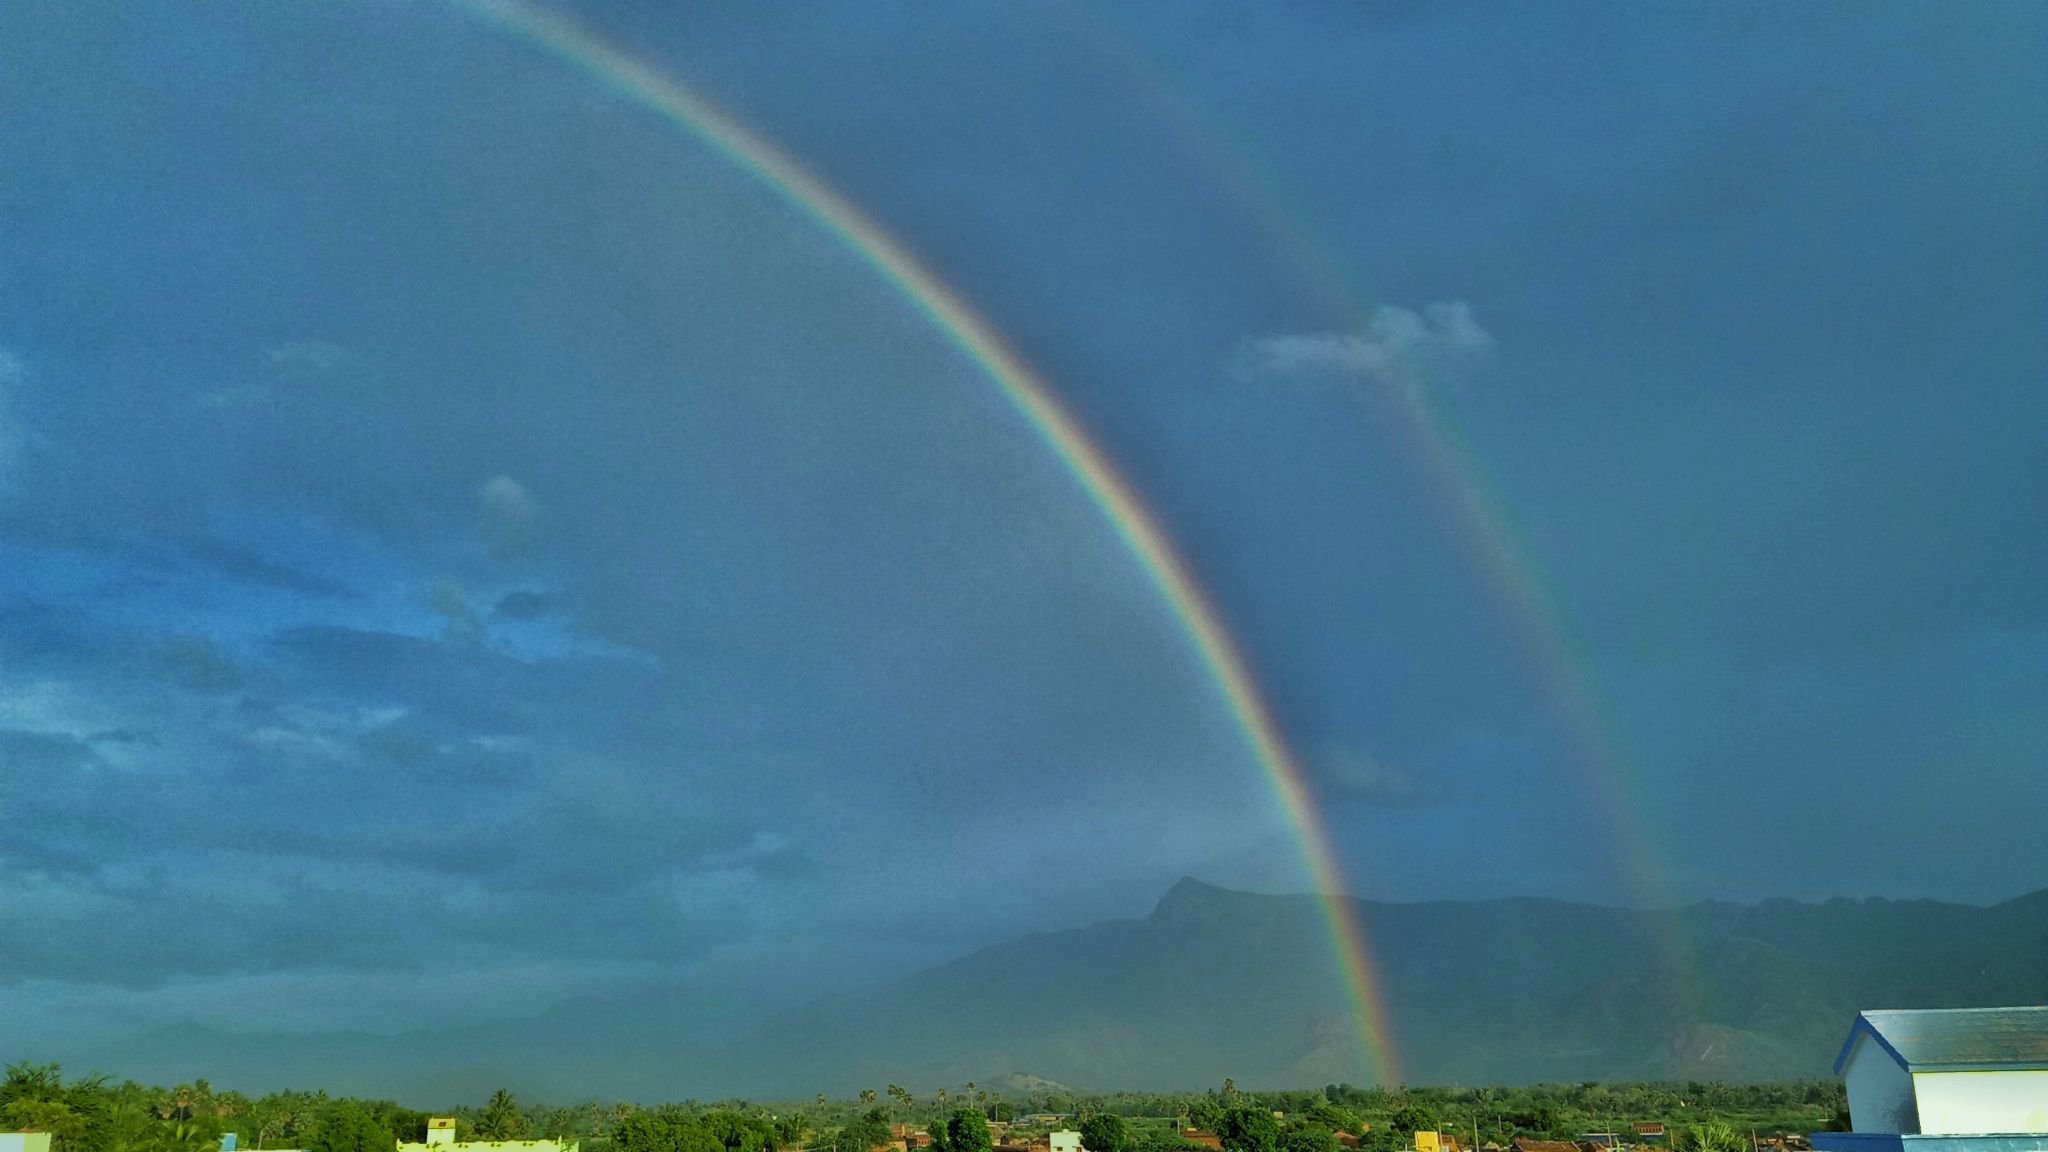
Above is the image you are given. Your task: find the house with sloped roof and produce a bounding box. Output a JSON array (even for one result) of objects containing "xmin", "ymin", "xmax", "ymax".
[
  {"xmin": 1508, "ymin": 1139, "xmax": 1580, "ymax": 1152},
  {"xmin": 1813, "ymin": 1006, "xmax": 2048, "ymax": 1152}
]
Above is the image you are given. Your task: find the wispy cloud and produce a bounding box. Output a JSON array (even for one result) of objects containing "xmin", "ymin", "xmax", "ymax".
[
  {"xmin": 1232, "ymin": 301, "xmax": 1494, "ymax": 389},
  {"xmin": 477, "ymin": 474, "xmax": 544, "ymax": 557},
  {"xmin": 1314, "ymin": 745, "xmax": 1440, "ymax": 807}
]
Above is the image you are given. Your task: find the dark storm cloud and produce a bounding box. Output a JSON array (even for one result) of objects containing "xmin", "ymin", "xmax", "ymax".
[
  {"xmin": 152, "ymin": 634, "xmax": 246, "ymax": 692},
  {"xmin": 0, "ymin": 0, "xmax": 2040, "ymax": 1062},
  {"xmin": 177, "ymin": 537, "xmax": 358, "ymax": 599},
  {"xmin": 492, "ymin": 589, "xmax": 568, "ymax": 620},
  {"xmin": 0, "ymin": 726, "xmax": 100, "ymax": 772}
]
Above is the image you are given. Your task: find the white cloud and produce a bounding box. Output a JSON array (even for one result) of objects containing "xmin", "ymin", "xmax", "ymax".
[
  {"xmin": 266, "ymin": 339, "xmax": 356, "ymax": 383},
  {"xmin": 1316, "ymin": 745, "xmax": 1433, "ymax": 806},
  {"xmin": 195, "ymin": 341, "xmax": 365, "ymax": 409},
  {"xmin": 1233, "ymin": 300, "xmax": 1495, "ymax": 389},
  {"xmin": 476, "ymin": 474, "xmax": 543, "ymax": 556},
  {"xmin": 429, "ymin": 577, "xmax": 487, "ymax": 647}
]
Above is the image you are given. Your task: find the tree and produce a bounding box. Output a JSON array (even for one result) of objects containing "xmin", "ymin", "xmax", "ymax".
[
  {"xmin": 943, "ymin": 1110, "xmax": 991, "ymax": 1152},
  {"xmin": 478, "ymin": 1092, "xmax": 531, "ymax": 1141},
  {"xmin": 1683, "ymin": 1126, "xmax": 1746, "ymax": 1152},
  {"xmin": 1390, "ymin": 1105, "xmax": 1440, "ymax": 1140},
  {"xmin": 1279, "ymin": 1132, "xmax": 1337, "ymax": 1152},
  {"xmin": 1302, "ymin": 1102, "xmax": 1360, "ymax": 1137},
  {"xmin": 3, "ymin": 1100, "xmax": 87, "ymax": 1152},
  {"xmin": 1218, "ymin": 1108, "xmax": 1277, "ymax": 1152},
  {"xmin": 306, "ymin": 1102, "xmax": 393, "ymax": 1152},
  {"xmin": 1079, "ymin": 1114, "xmax": 1129, "ymax": 1152},
  {"xmin": 830, "ymin": 1112, "xmax": 891, "ymax": 1152}
]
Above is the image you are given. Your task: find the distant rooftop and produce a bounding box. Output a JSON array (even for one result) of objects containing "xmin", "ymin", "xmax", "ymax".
[{"xmin": 1836, "ymin": 1006, "xmax": 2048, "ymax": 1073}]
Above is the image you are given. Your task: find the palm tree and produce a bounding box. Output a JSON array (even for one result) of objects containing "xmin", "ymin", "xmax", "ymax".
[
  {"xmin": 158, "ymin": 1085, "xmax": 198, "ymax": 1123},
  {"xmin": 860, "ymin": 1090, "xmax": 877, "ymax": 1108}
]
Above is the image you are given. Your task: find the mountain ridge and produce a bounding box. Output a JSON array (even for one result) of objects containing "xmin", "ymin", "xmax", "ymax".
[{"xmin": 69, "ymin": 880, "xmax": 2048, "ymax": 1103}]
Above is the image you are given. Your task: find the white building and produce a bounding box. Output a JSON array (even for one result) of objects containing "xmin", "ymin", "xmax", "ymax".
[
  {"xmin": 0, "ymin": 1136, "xmax": 54, "ymax": 1152},
  {"xmin": 1049, "ymin": 1131, "xmax": 1082, "ymax": 1152},
  {"xmin": 394, "ymin": 1118, "xmax": 577, "ymax": 1152},
  {"xmin": 1834, "ymin": 1006, "xmax": 2048, "ymax": 1136}
]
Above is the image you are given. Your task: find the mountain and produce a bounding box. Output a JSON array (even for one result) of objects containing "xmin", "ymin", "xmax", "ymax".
[
  {"xmin": 76, "ymin": 881, "xmax": 2048, "ymax": 1101},
  {"xmin": 734, "ymin": 879, "xmax": 2048, "ymax": 1093}
]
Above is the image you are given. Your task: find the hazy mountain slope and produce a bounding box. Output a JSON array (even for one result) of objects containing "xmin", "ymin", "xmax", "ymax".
[
  {"xmin": 80, "ymin": 880, "xmax": 2048, "ymax": 1101},
  {"xmin": 739, "ymin": 878, "xmax": 2048, "ymax": 1093}
]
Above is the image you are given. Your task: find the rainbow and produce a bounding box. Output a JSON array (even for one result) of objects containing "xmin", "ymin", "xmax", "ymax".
[
  {"xmin": 453, "ymin": 0, "xmax": 1403, "ymax": 1084},
  {"xmin": 1066, "ymin": 9, "xmax": 1700, "ymax": 996}
]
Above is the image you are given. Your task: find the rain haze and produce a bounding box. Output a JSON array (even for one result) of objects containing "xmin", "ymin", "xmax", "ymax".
[{"xmin": 1, "ymin": 0, "xmax": 2044, "ymax": 1101}]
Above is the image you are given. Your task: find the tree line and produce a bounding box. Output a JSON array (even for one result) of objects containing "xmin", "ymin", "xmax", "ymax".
[{"xmin": 2, "ymin": 1061, "xmax": 1847, "ymax": 1152}]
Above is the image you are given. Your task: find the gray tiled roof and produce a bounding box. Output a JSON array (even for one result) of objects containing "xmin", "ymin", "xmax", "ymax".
[{"xmin": 1839, "ymin": 1006, "xmax": 2048, "ymax": 1072}]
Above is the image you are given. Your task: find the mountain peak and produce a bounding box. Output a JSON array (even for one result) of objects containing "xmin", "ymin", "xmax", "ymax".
[{"xmin": 1150, "ymin": 876, "xmax": 1243, "ymax": 922}]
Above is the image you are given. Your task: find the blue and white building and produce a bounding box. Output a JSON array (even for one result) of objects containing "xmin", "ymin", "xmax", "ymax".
[{"xmin": 1814, "ymin": 1006, "xmax": 2048, "ymax": 1152}]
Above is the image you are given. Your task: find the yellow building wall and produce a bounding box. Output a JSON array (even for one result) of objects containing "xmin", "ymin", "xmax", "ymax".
[
  {"xmin": 1911, "ymin": 1070, "xmax": 2048, "ymax": 1134},
  {"xmin": 0, "ymin": 1134, "xmax": 55, "ymax": 1152},
  {"xmin": 397, "ymin": 1141, "xmax": 578, "ymax": 1152}
]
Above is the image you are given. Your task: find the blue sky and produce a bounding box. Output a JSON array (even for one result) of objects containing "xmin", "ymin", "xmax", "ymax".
[{"xmin": 2, "ymin": 1, "xmax": 2044, "ymax": 1057}]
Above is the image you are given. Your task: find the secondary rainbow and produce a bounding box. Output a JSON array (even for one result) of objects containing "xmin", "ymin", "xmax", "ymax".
[
  {"xmin": 1067, "ymin": 11, "xmax": 1701, "ymax": 1002},
  {"xmin": 453, "ymin": 0, "xmax": 1403, "ymax": 1083}
]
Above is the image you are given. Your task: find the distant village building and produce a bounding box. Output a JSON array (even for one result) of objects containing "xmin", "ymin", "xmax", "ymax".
[
  {"xmin": 0, "ymin": 1136, "xmax": 53, "ymax": 1152},
  {"xmin": 1048, "ymin": 1131, "xmax": 1081, "ymax": 1152},
  {"xmin": 1630, "ymin": 1125, "xmax": 1666, "ymax": 1141},
  {"xmin": 395, "ymin": 1118, "xmax": 579, "ymax": 1152},
  {"xmin": 1813, "ymin": 1006, "xmax": 2048, "ymax": 1152},
  {"xmin": 890, "ymin": 1125, "xmax": 935, "ymax": 1152},
  {"xmin": 1508, "ymin": 1139, "xmax": 1581, "ymax": 1152}
]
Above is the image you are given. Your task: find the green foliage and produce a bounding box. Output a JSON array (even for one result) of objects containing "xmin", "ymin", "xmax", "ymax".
[
  {"xmin": 1278, "ymin": 1130, "xmax": 1337, "ymax": 1152},
  {"xmin": 1389, "ymin": 1106, "xmax": 1439, "ymax": 1139},
  {"xmin": 1218, "ymin": 1107, "xmax": 1279, "ymax": 1152},
  {"xmin": 1080, "ymin": 1114, "xmax": 1129, "ymax": 1152},
  {"xmin": 1185, "ymin": 1100, "xmax": 1226, "ymax": 1132},
  {"xmin": 0, "ymin": 1060, "xmax": 1854, "ymax": 1152},
  {"xmin": 944, "ymin": 1110, "xmax": 991, "ymax": 1152},
  {"xmin": 4, "ymin": 1099, "xmax": 88, "ymax": 1152},
  {"xmin": 609, "ymin": 1107, "xmax": 780, "ymax": 1152},
  {"xmin": 1681, "ymin": 1126, "xmax": 1746, "ymax": 1152},
  {"xmin": 1130, "ymin": 1132, "xmax": 1207, "ymax": 1152},
  {"xmin": 477, "ymin": 1091, "xmax": 532, "ymax": 1141},
  {"xmin": 830, "ymin": 1109, "xmax": 893, "ymax": 1152},
  {"xmin": 306, "ymin": 1101, "xmax": 394, "ymax": 1152},
  {"xmin": 1300, "ymin": 1102, "xmax": 1361, "ymax": 1137}
]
